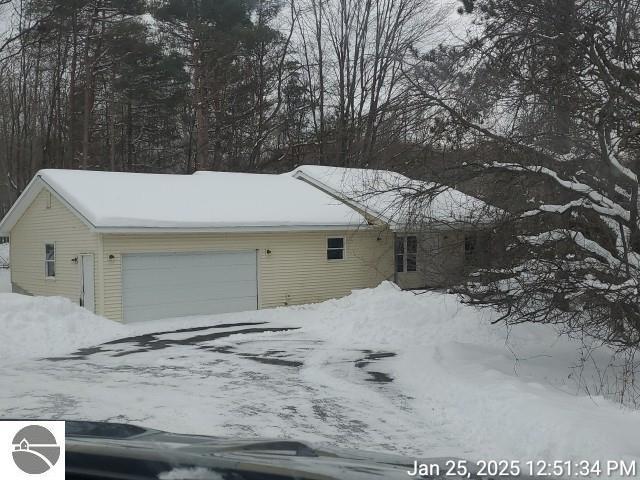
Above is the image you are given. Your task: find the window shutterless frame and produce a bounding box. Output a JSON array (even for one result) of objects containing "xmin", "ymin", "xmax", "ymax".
[
  {"xmin": 45, "ymin": 242, "xmax": 56, "ymax": 279},
  {"xmin": 327, "ymin": 237, "xmax": 345, "ymax": 260},
  {"xmin": 395, "ymin": 235, "xmax": 418, "ymax": 273},
  {"xmin": 406, "ymin": 235, "xmax": 418, "ymax": 272}
]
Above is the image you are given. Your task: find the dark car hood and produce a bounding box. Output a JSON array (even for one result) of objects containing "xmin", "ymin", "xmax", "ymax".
[{"xmin": 64, "ymin": 421, "xmax": 516, "ymax": 480}]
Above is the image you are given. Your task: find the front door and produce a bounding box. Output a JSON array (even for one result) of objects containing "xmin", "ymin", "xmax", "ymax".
[{"xmin": 80, "ymin": 254, "xmax": 95, "ymax": 312}]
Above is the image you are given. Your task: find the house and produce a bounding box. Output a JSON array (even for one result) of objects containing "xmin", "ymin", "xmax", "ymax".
[
  {"xmin": 291, "ymin": 166, "xmax": 496, "ymax": 289},
  {"xmin": 0, "ymin": 167, "xmax": 493, "ymax": 322},
  {"xmin": 0, "ymin": 169, "xmax": 394, "ymax": 322}
]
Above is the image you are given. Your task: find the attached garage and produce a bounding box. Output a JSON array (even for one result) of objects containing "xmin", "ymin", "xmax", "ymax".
[
  {"xmin": 0, "ymin": 168, "xmax": 395, "ymax": 322},
  {"xmin": 121, "ymin": 251, "xmax": 258, "ymax": 322}
]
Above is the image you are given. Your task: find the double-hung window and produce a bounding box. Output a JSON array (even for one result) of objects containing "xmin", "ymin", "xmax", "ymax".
[
  {"xmin": 395, "ymin": 235, "xmax": 417, "ymax": 273},
  {"xmin": 327, "ymin": 237, "xmax": 345, "ymax": 260},
  {"xmin": 45, "ymin": 243, "xmax": 56, "ymax": 278}
]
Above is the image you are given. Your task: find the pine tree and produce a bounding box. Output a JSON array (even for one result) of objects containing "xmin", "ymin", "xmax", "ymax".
[
  {"xmin": 153, "ymin": 0, "xmax": 255, "ymax": 170},
  {"xmin": 409, "ymin": 0, "xmax": 640, "ymax": 350}
]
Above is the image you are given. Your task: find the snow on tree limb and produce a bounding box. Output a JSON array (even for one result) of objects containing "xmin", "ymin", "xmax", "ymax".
[
  {"xmin": 520, "ymin": 229, "xmax": 625, "ymax": 269},
  {"xmin": 490, "ymin": 162, "xmax": 632, "ymax": 222}
]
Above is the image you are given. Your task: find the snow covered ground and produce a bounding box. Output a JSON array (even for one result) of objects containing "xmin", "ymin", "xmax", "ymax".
[
  {"xmin": 0, "ymin": 271, "xmax": 639, "ymax": 475},
  {"xmin": 0, "ymin": 293, "xmax": 125, "ymax": 360}
]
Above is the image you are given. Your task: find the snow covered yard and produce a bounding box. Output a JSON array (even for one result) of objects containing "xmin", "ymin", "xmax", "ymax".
[{"xmin": 0, "ymin": 277, "xmax": 639, "ymax": 476}]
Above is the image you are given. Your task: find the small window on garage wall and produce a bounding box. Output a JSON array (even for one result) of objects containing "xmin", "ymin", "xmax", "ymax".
[
  {"xmin": 45, "ymin": 243, "xmax": 56, "ymax": 278},
  {"xmin": 327, "ymin": 237, "xmax": 345, "ymax": 260}
]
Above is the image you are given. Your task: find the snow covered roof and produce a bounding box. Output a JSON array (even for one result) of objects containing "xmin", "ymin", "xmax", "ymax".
[
  {"xmin": 0, "ymin": 170, "xmax": 368, "ymax": 234},
  {"xmin": 290, "ymin": 165, "xmax": 497, "ymax": 229}
]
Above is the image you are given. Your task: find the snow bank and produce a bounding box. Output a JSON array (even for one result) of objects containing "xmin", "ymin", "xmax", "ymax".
[
  {"xmin": 1, "ymin": 281, "xmax": 638, "ymax": 469},
  {"xmin": 293, "ymin": 283, "xmax": 640, "ymax": 467},
  {"xmin": 0, "ymin": 293, "xmax": 125, "ymax": 362}
]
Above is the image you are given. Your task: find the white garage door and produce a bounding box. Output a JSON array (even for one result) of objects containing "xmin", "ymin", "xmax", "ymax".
[{"xmin": 122, "ymin": 251, "xmax": 258, "ymax": 322}]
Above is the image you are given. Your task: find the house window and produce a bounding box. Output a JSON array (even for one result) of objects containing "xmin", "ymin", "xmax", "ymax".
[
  {"xmin": 464, "ymin": 234, "xmax": 477, "ymax": 258},
  {"xmin": 327, "ymin": 237, "xmax": 345, "ymax": 260},
  {"xmin": 45, "ymin": 243, "xmax": 56, "ymax": 278},
  {"xmin": 406, "ymin": 235, "xmax": 417, "ymax": 271},
  {"xmin": 46, "ymin": 192, "xmax": 52, "ymax": 209},
  {"xmin": 395, "ymin": 235, "xmax": 417, "ymax": 273}
]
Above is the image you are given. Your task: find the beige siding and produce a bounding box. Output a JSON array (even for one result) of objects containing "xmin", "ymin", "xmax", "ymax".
[
  {"xmin": 102, "ymin": 228, "xmax": 394, "ymax": 321},
  {"xmin": 9, "ymin": 189, "xmax": 103, "ymax": 312}
]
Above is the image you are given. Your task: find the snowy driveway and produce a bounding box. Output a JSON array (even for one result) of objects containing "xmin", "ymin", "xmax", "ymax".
[
  {"xmin": 2, "ymin": 283, "xmax": 640, "ymax": 472},
  {"xmin": 0, "ymin": 316, "xmax": 455, "ymax": 457}
]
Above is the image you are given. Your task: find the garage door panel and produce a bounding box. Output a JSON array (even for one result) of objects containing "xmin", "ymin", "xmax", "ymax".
[
  {"xmin": 123, "ymin": 264, "xmax": 257, "ymax": 289},
  {"xmin": 123, "ymin": 280, "xmax": 258, "ymax": 308},
  {"xmin": 124, "ymin": 252, "xmax": 256, "ymax": 270},
  {"xmin": 127, "ymin": 291, "xmax": 257, "ymax": 312},
  {"xmin": 125, "ymin": 296, "xmax": 258, "ymax": 323},
  {"xmin": 122, "ymin": 251, "xmax": 257, "ymax": 322}
]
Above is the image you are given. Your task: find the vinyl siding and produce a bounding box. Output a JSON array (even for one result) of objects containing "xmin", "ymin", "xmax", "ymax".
[
  {"xmin": 102, "ymin": 228, "xmax": 394, "ymax": 321},
  {"xmin": 9, "ymin": 189, "xmax": 103, "ymax": 312}
]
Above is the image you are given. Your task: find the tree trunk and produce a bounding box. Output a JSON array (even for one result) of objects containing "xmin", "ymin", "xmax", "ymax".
[
  {"xmin": 126, "ymin": 100, "xmax": 133, "ymax": 171},
  {"xmin": 68, "ymin": 11, "xmax": 79, "ymax": 169},
  {"xmin": 193, "ymin": 45, "xmax": 210, "ymax": 170}
]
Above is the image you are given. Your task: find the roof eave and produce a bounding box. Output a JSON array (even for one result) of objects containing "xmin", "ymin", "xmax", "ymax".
[
  {"xmin": 292, "ymin": 170, "xmax": 394, "ymax": 226},
  {"xmin": 95, "ymin": 224, "xmax": 372, "ymax": 234},
  {"xmin": 389, "ymin": 218, "xmax": 498, "ymax": 232},
  {"xmin": 0, "ymin": 176, "xmax": 46, "ymax": 236}
]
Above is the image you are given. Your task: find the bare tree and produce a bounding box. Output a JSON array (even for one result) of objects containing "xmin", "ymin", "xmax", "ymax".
[
  {"xmin": 294, "ymin": 0, "xmax": 446, "ymax": 166},
  {"xmin": 405, "ymin": 0, "xmax": 640, "ymax": 351}
]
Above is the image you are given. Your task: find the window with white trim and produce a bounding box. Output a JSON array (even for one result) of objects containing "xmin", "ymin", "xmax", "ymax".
[
  {"xmin": 45, "ymin": 243, "xmax": 56, "ymax": 278},
  {"xmin": 327, "ymin": 237, "xmax": 345, "ymax": 260},
  {"xmin": 395, "ymin": 235, "xmax": 417, "ymax": 273}
]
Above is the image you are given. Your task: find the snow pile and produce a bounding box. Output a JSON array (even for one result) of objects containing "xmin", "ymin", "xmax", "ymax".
[
  {"xmin": 0, "ymin": 282, "xmax": 638, "ymax": 470},
  {"xmin": 294, "ymin": 283, "xmax": 640, "ymax": 466},
  {"xmin": 300, "ymin": 282, "xmax": 497, "ymax": 348},
  {"xmin": 0, "ymin": 293, "xmax": 125, "ymax": 362}
]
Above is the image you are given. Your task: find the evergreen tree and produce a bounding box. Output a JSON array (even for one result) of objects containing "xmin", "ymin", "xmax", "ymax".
[
  {"xmin": 153, "ymin": 0, "xmax": 256, "ymax": 170},
  {"xmin": 409, "ymin": 0, "xmax": 640, "ymax": 350}
]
